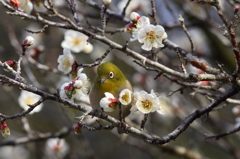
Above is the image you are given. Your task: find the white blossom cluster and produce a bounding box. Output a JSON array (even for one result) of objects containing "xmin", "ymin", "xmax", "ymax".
[
  {"xmin": 125, "ymin": 12, "xmax": 168, "ymax": 51},
  {"xmin": 100, "ymin": 89, "xmax": 165, "ymax": 115}
]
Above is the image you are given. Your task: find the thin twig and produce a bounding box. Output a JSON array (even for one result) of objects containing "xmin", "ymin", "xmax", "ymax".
[
  {"xmin": 78, "ymin": 46, "xmax": 113, "ymax": 68},
  {"xmin": 121, "ymin": 0, "xmax": 132, "ymax": 17},
  {"xmin": 150, "ymin": 0, "xmax": 158, "ymax": 25},
  {"xmin": 140, "ymin": 114, "xmax": 148, "ymax": 131},
  {"xmin": 66, "ymin": 0, "xmax": 82, "ymax": 27},
  {"xmin": 176, "ymin": 49, "xmax": 187, "ymax": 74},
  {"xmin": 179, "ymin": 14, "xmax": 195, "ymax": 54},
  {"xmin": 205, "ymin": 125, "xmax": 240, "ymax": 140},
  {"xmin": 25, "ymin": 25, "xmax": 49, "ymax": 34},
  {"xmin": 0, "ymin": 127, "xmax": 72, "ymax": 146},
  {"xmin": 101, "ymin": 4, "xmax": 107, "ymax": 36}
]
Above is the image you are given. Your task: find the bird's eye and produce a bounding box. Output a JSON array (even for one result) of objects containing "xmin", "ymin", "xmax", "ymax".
[{"xmin": 109, "ymin": 71, "xmax": 114, "ymax": 78}]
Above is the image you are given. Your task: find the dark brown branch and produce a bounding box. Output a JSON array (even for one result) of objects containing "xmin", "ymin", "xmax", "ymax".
[
  {"xmin": 145, "ymin": 86, "xmax": 240, "ymax": 145},
  {"xmin": 0, "ymin": 98, "xmax": 46, "ymax": 121},
  {"xmin": 140, "ymin": 114, "xmax": 148, "ymax": 131},
  {"xmin": 78, "ymin": 46, "xmax": 113, "ymax": 68},
  {"xmin": 205, "ymin": 125, "xmax": 240, "ymax": 140},
  {"xmin": 150, "ymin": 0, "xmax": 158, "ymax": 25},
  {"xmin": 121, "ymin": 0, "xmax": 132, "ymax": 17}
]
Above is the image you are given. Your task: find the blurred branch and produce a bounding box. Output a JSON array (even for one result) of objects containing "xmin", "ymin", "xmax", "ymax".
[
  {"xmin": 0, "ymin": 127, "xmax": 71, "ymax": 146},
  {"xmin": 121, "ymin": 0, "xmax": 131, "ymax": 17},
  {"xmin": 66, "ymin": 0, "xmax": 82, "ymax": 27},
  {"xmin": 79, "ymin": 0, "xmax": 130, "ymax": 23},
  {"xmin": 25, "ymin": 25, "xmax": 49, "ymax": 34},
  {"xmin": 150, "ymin": 0, "xmax": 158, "ymax": 25},
  {"xmin": 205, "ymin": 125, "xmax": 240, "ymax": 140}
]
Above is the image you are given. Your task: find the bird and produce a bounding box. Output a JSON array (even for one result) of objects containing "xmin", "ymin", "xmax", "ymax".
[{"xmin": 89, "ymin": 62, "xmax": 133, "ymax": 120}]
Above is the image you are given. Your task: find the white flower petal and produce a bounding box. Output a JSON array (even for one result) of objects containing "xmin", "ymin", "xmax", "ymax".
[
  {"xmin": 18, "ymin": 90, "xmax": 43, "ymax": 115},
  {"xmin": 61, "ymin": 30, "xmax": 92, "ymax": 53},
  {"xmin": 57, "ymin": 48, "xmax": 74, "ymax": 74},
  {"xmin": 119, "ymin": 89, "xmax": 132, "ymax": 105},
  {"xmin": 136, "ymin": 24, "xmax": 167, "ymax": 51}
]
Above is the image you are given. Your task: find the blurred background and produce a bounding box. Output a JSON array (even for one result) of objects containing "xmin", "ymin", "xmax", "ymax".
[{"xmin": 0, "ymin": 0, "xmax": 240, "ymax": 158}]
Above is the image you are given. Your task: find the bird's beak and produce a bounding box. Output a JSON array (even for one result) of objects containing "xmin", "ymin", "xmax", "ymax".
[{"xmin": 100, "ymin": 78, "xmax": 107, "ymax": 85}]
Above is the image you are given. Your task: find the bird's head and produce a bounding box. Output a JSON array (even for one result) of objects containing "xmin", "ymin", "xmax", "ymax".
[{"xmin": 95, "ymin": 62, "xmax": 127, "ymax": 92}]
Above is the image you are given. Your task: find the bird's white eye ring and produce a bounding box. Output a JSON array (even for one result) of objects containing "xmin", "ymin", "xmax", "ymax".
[{"xmin": 109, "ymin": 71, "xmax": 114, "ymax": 78}]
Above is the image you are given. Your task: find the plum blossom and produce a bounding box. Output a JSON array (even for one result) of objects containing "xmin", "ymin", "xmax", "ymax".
[
  {"xmin": 57, "ymin": 48, "xmax": 74, "ymax": 74},
  {"xmin": 150, "ymin": 89, "xmax": 165, "ymax": 114},
  {"xmin": 45, "ymin": 138, "xmax": 69, "ymax": 159},
  {"xmin": 61, "ymin": 30, "xmax": 93, "ymax": 53},
  {"xmin": 18, "ymin": 90, "xmax": 43, "ymax": 114},
  {"xmin": 60, "ymin": 68, "xmax": 89, "ymax": 101},
  {"xmin": 131, "ymin": 90, "xmax": 165, "ymax": 114},
  {"xmin": 100, "ymin": 92, "xmax": 119, "ymax": 112},
  {"xmin": 138, "ymin": 24, "xmax": 167, "ymax": 51},
  {"xmin": 119, "ymin": 89, "xmax": 132, "ymax": 105},
  {"xmin": 130, "ymin": 16, "xmax": 150, "ymax": 41}
]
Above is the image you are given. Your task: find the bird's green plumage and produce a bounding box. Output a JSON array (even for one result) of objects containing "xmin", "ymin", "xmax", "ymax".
[
  {"xmin": 90, "ymin": 62, "xmax": 133, "ymax": 119},
  {"xmin": 94, "ymin": 62, "xmax": 128, "ymax": 93}
]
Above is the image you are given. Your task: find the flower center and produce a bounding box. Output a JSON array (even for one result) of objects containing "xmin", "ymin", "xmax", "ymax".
[
  {"xmin": 72, "ymin": 37, "xmax": 82, "ymax": 46},
  {"xmin": 146, "ymin": 31, "xmax": 157, "ymax": 42},
  {"xmin": 62, "ymin": 55, "xmax": 71, "ymax": 71},
  {"xmin": 25, "ymin": 97, "xmax": 35, "ymax": 105},
  {"xmin": 122, "ymin": 93, "xmax": 129, "ymax": 103},
  {"xmin": 141, "ymin": 99, "xmax": 152, "ymax": 108}
]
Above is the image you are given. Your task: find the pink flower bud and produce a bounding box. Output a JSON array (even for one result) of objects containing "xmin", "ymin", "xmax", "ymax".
[
  {"xmin": 10, "ymin": 0, "xmax": 20, "ymax": 7},
  {"xmin": 234, "ymin": 6, "xmax": 240, "ymax": 13},
  {"xmin": 130, "ymin": 12, "xmax": 140, "ymax": 22},
  {"xmin": 5, "ymin": 60, "xmax": 17, "ymax": 68},
  {"xmin": 0, "ymin": 121, "xmax": 10, "ymax": 138},
  {"xmin": 69, "ymin": 61, "xmax": 79, "ymax": 80},
  {"xmin": 22, "ymin": 36, "xmax": 34, "ymax": 48},
  {"xmin": 124, "ymin": 23, "xmax": 136, "ymax": 33},
  {"xmin": 74, "ymin": 123, "xmax": 82, "ymax": 135}
]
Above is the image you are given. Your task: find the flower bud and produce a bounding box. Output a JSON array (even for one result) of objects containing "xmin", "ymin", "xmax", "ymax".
[
  {"xmin": 234, "ymin": 6, "xmax": 240, "ymax": 13},
  {"xmin": 74, "ymin": 123, "xmax": 82, "ymax": 135},
  {"xmin": 232, "ymin": 106, "xmax": 240, "ymax": 116},
  {"xmin": 0, "ymin": 121, "xmax": 10, "ymax": 138},
  {"xmin": 5, "ymin": 60, "xmax": 17, "ymax": 68},
  {"xmin": 130, "ymin": 12, "xmax": 140, "ymax": 22},
  {"xmin": 73, "ymin": 80, "xmax": 83, "ymax": 89},
  {"xmin": 69, "ymin": 61, "xmax": 79, "ymax": 79},
  {"xmin": 10, "ymin": 0, "xmax": 20, "ymax": 7},
  {"xmin": 102, "ymin": 0, "xmax": 112, "ymax": 5},
  {"xmin": 124, "ymin": 23, "xmax": 136, "ymax": 33},
  {"xmin": 22, "ymin": 36, "xmax": 34, "ymax": 48}
]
